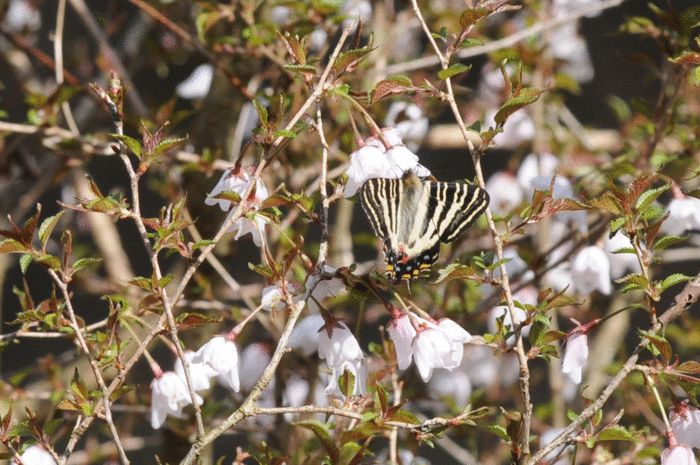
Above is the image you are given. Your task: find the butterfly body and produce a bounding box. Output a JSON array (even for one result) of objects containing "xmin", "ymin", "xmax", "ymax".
[{"xmin": 359, "ymin": 172, "xmax": 489, "ymax": 283}]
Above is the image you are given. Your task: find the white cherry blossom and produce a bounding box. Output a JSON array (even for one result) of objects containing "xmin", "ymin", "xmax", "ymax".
[
  {"xmin": 571, "ymin": 245, "xmax": 611, "ymax": 295},
  {"xmin": 174, "ymin": 350, "xmax": 216, "ymax": 392},
  {"xmin": 560, "ymin": 329, "xmax": 588, "ymax": 384},
  {"xmin": 318, "ymin": 320, "xmax": 366, "ymax": 397},
  {"xmin": 387, "ymin": 310, "xmax": 417, "ymax": 370},
  {"xmin": 411, "ymin": 316, "xmax": 471, "ymax": 382},
  {"xmin": 343, "ymin": 128, "xmax": 430, "ymax": 197},
  {"xmin": 288, "ymin": 314, "xmax": 325, "ymax": 356},
  {"xmin": 176, "ymin": 64, "xmax": 214, "ymax": 100},
  {"xmin": 192, "ymin": 336, "xmax": 240, "ymax": 392},
  {"xmin": 385, "ymin": 101, "xmax": 429, "ymax": 152},
  {"xmin": 661, "ymin": 443, "xmax": 698, "ymax": 465},
  {"xmin": 662, "ymin": 197, "xmax": 700, "ymax": 236},
  {"xmin": 604, "ymin": 231, "xmax": 642, "ymax": 279},
  {"xmin": 19, "ymin": 445, "xmax": 57, "ymax": 465},
  {"xmin": 486, "ymin": 172, "xmax": 524, "ymax": 217},
  {"xmin": 670, "ymin": 401, "xmax": 700, "ymax": 448},
  {"xmin": 150, "ymin": 371, "xmax": 202, "ymax": 429}
]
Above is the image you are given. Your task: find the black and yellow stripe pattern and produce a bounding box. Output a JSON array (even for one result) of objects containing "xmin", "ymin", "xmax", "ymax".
[{"xmin": 359, "ymin": 172, "xmax": 489, "ymax": 283}]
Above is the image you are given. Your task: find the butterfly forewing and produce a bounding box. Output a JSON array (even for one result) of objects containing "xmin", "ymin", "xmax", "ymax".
[{"xmin": 359, "ymin": 172, "xmax": 489, "ymax": 283}]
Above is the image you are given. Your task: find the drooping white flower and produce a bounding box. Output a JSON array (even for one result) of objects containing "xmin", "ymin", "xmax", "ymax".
[
  {"xmin": 662, "ymin": 197, "xmax": 700, "ymax": 237},
  {"xmin": 19, "ymin": 445, "xmax": 57, "ymax": 465},
  {"xmin": 239, "ymin": 342, "xmax": 272, "ymax": 393},
  {"xmin": 192, "ymin": 336, "xmax": 240, "ymax": 392},
  {"xmin": 176, "ymin": 64, "xmax": 214, "ymax": 100},
  {"xmin": 318, "ymin": 320, "xmax": 366, "ymax": 397},
  {"xmin": 385, "ymin": 101, "xmax": 429, "ymax": 152},
  {"xmin": 517, "ymin": 152, "xmax": 559, "ymax": 200},
  {"xmin": 174, "ymin": 350, "xmax": 217, "ymax": 392},
  {"xmin": 661, "ymin": 443, "xmax": 698, "ymax": 465},
  {"xmin": 261, "ymin": 282, "xmax": 299, "ymax": 312},
  {"xmin": 485, "ymin": 172, "xmax": 524, "ymax": 217},
  {"xmin": 4, "ymin": 0, "xmax": 41, "ymax": 35},
  {"xmin": 560, "ymin": 329, "xmax": 588, "ymax": 384},
  {"xmin": 670, "ymin": 401, "xmax": 700, "ymax": 448},
  {"xmin": 304, "ymin": 265, "xmax": 345, "ymax": 312},
  {"xmin": 206, "ymin": 168, "xmax": 270, "ymax": 246},
  {"xmin": 411, "ymin": 316, "xmax": 470, "ymax": 382},
  {"xmin": 571, "ymin": 245, "xmax": 611, "ymax": 295},
  {"xmin": 387, "ymin": 310, "xmax": 417, "ymax": 370},
  {"xmin": 427, "ymin": 367, "xmax": 472, "ymax": 408},
  {"xmin": 343, "ymin": 129, "xmax": 430, "ymax": 197},
  {"xmin": 150, "ymin": 371, "xmax": 203, "ymax": 429},
  {"xmin": 288, "ymin": 314, "xmax": 325, "ymax": 356},
  {"xmin": 549, "ymin": 23, "xmax": 594, "ymax": 83},
  {"xmin": 604, "ymin": 231, "xmax": 642, "ymax": 280}
]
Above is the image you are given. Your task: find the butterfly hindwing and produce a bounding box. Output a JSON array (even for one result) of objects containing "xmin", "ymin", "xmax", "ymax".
[{"xmin": 359, "ymin": 172, "xmax": 489, "ymax": 283}]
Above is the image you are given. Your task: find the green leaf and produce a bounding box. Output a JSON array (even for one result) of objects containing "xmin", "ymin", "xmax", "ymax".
[
  {"xmin": 36, "ymin": 253, "xmax": 61, "ymax": 270},
  {"xmin": 152, "ymin": 137, "xmax": 187, "ymax": 159},
  {"xmin": 112, "ymin": 134, "xmax": 142, "ymax": 156},
  {"xmin": 432, "ymin": 263, "xmax": 479, "ymax": 284},
  {"xmin": 295, "ymin": 421, "xmax": 339, "ymax": 464},
  {"xmin": 253, "ymin": 99, "xmax": 268, "ymax": 127},
  {"xmin": 438, "ymin": 63, "xmax": 470, "ymax": 80},
  {"xmin": 38, "ymin": 211, "xmax": 65, "ymax": 249},
  {"xmin": 486, "ymin": 257, "xmax": 512, "ymax": 272},
  {"xmin": 654, "ymin": 234, "xmax": 687, "ymax": 251},
  {"xmin": 493, "ymin": 87, "xmax": 544, "ymax": 124},
  {"xmin": 20, "ymin": 254, "xmax": 32, "ymax": 274},
  {"xmin": 273, "ymin": 129, "xmax": 297, "ymax": 138},
  {"xmin": 640, "ymin": 330, "xmax": 672, "ymax": 361},
  {"xmin": 0, "ymin": 239, "xmax": 28, "ymax": 254},
  {"xmin": 597, "ymin": 425, "xmax": 637, "ymax": 442},
  {"xmin": 72, "ymin": 257, "xmax": 102, "ymax": 272},
  {"xmin": 459, "ymin": 7, "xmax": 489, "ymax": 29},
  {"xmin": 431, "ymin": 27, "xmax": 448, "ymax": 41},
  {"xmin": 658, "ymin": 273, "xmax": 692, "ymax": 292},
  {"xmin": 635, "ymin": 183, "xmax": 670, "ymax": 212},
  {"xmin": 283, "ymin": 63, "xmax": 318, "ymax": 76}
]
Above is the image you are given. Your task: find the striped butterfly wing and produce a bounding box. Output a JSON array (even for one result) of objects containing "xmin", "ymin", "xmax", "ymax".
[{"xmin": 359, "ymin": 173, "xmax": 489, "ymax": 283}]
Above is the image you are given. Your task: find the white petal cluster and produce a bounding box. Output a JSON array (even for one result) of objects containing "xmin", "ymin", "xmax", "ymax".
[
  {"xmin": 318, "ymin": 321, "xmax": 366, "ymax": 397},
  {"xmin": 385, "ymin": 102, "xmax": 429, "ymax": 152},
  {"xmin": 19, "ymin": 445, "xmax": 57, "ymax": 465},
  {"xmin": 343, "ymin": 128, "xmax": 431, "ymax": 197},
  {"xmin": 571, "ymin": 246, "xmax": 611, "ymax": 295},
  {"xmin": 174, "ymin": 350, "xmax": 217, "ymax": 392},
  {"xmin": 176, "ymin": 64, "xmax": 214, "ymax": 100},
  {"xmin": 670, "ymin": 402, "xmax": 700, "ymax": 448},
  {"xmin": 661, "ymin": 444, "xmax": 698, "ymax": 465},
  {"xmin": 192, "ymin": 337, "xmax": 240, "ymax": 392},
  {"xmin": 150, "ymin": 371, "xmax": 203, "ymax": 429},
  {"xmin": 662, "ymin": 197, "xmax": 700, "ymax": 237},
  {"xmin": 387, "ymin": 312, "xmax": 417, "ymax": 370},
  {"xmin": 411, "ymin": 316, "xmax": 472, "ymax": 382},
  {"xmin": 560, "ymin": 330, "xmax": 588, "ymax": 384},
  {"xmin": 485, "ymin": 172, "xmax": 524, "ymax": 217},
  {"xmin": 206, "ymin": 168, "xmax": 270, "ymax": 246}
]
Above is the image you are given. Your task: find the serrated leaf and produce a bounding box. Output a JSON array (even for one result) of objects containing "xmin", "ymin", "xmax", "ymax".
[
  {"xmin": 486, "ymin": 257, "xmax": 512, "ymax": 272},
  {"xmin": 494, "ymin": 88, "xmax": 544, "ymax": 124},
  {"xmin": 486, "ymin": 424, "xmax": 510, "ymax": 441},
  {"xmin": 669, "ymin": 51, "xmax": 700, "ymax": 64},
  {"xmin": 0, "ymin": 239, "xmax": 28, "ymax": 254},
  {"xmin": 611, "ymin": 247, "xmax": 635, "ymax": 254},
  {"xmin": 273, "ymin": 129, "xmax": 297, "ymax": 138},
  {"xmin": 658, "ymin": 273, "xmax": 692, "ymax": 292},
  {"xmin": 677, "ymin": 361, "xmax": 700, "ymax": 374},
  {"xmin": 112, "ymin": 134, "xmax": 141, "ymax": 157},
  {"xmin": 19, "ymin": 254, "xmax": 32, "ymax": 274},
  {"xmin": 253, "ymin": 99, "xmax": 268, "ymax": 127},
  {"xmin": 295, "ymin": 421, "xmax": 339, "ymax": 464},
  {"xmin": 333, "ymin": 46, "xmax": 373, "ymax": 75},
  {"xmin": 654, "ymin": 234, "xmax": 687, "ymax": 251},
  {"xmin": 36, "ymin": 253, "xmax": 61, "ymax": 270},
  {"xmin": 597, "ymin": 425, "xmax": 637, "ymax": 441},
  {"xmin": 283, "ymin": 63, "xmax": 318, "ymax": 75},
  {"xmin": 38, "ymin": 211, "xmax": 65, "ymax": 249},
  {"xmin": 387, "ymin": 409, "xmax": 420, "ymax": 425},
  {"xmin": 459, "ymin": 7, "xmax": 489, "ymax": 29},
  {"xmin": 609, "ymin": 217, "xmax": 625, "ymax": 234},
  {"xmin": 370, "ymin": 75, "xmax": 414, "ymax": 103},
  {"xmin": 432, "ymin": 263, "xmax": 479, "ymax": 284},
  {"xmin": 72, "ymin": 257, "xmax": 102, "ymax": 271},
  {"xmin": 438, "ymin": 63, "xmax": 470, "ymax": 80},
  {"xmin": 640, "ymin": 330, "xmax": 672, "ymax": 361},
  {"xmin": 432, "ymin": 27, "xmax": 449, "ymax": 41},
  {"xmin": 635, "ymin": 184, "xmax": 670, "ymax": 212},
  {"xmin": 152, "ymin": 137, "xmax": 186, "ymax": 159}
]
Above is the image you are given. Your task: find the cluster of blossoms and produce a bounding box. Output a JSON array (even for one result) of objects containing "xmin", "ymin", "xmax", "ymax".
[{"xmin": 387, "ymin": 306, "xmax": 473, "ymax": 382}]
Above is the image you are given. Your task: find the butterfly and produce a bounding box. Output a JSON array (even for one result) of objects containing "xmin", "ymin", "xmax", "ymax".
[{"xmin": 359, "ymin": 171, "xmax": 489, "ymax": 283}]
